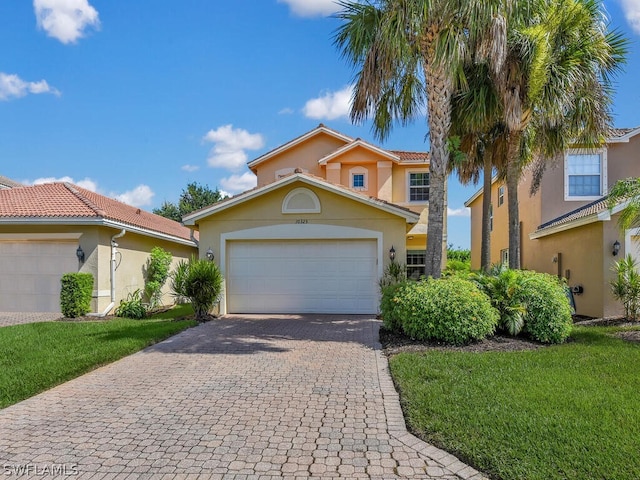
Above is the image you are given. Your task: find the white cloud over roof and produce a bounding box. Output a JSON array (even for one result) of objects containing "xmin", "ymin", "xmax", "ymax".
[
  {"xmin": 303, "ymin": 85, "xmax": 353, "ymax": 120},
  {"xmin": 448, "ymin": 206, "xmax": 471, "ymax": 218},
  {"xmin": 181, "ymin": 164, "xmax": 200, "ymax": 172},
  {"xmin": 619, "ymin": 0, "xmax": 640, "ymax": 34},
  {"xmin": 220, "ymin": 172, "xmax": 258, "ymax": 194},
  {"xmin": 34, "ymin": 0, "xmax": 100, "ymax": 44},
  {"xmin": 0, "ymin": 73, "xmax": 60, "ymax": 101},
  {"xmin": 203, "ymin": 125, "xmax": 265, "ymax": 171},
  {"xmin": 278, "ymin": 0, "xmax": 340, "ymax": 17}
]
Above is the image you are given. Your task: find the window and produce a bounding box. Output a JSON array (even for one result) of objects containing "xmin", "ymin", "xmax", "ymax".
[
  {"xmin": 406, "ymin": 250, "xmax": 425, "ymax": 280},
  {"xmin": 501, "ymin": 248, "xmax": 509, "ymax": 265},
  {"xmin": 489, "ymin": 204, "xmax": 493, "ymax": 232},
  {"xmin": 352, "ymin": 173, "xmax": 365, "ymax": 189},
  {"xmin": 565, "ymin": 150, "xmax": 606, "ymax": 200},
  {"xmin": 498, "ymin": 185, "xmax": 505, "ymax": 207},
  {"xmin": 408, "ymin": 172, "xmax": 429, "ymax": 202}
]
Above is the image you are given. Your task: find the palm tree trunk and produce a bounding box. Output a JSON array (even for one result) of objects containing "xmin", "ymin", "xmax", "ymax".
[
  {"xmin": 506, "ymin": 131, "xmax": 522, "ymax": 269},
  {"xmin": 480, "ymin": 152, "xmax": 492, "ymax": 271},
  {"xmin": 423, "ymin": 61, "xmax": 452, "ymax": 279}
]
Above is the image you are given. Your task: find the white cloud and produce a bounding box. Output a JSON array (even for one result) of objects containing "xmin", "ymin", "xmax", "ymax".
[
  {"xmin": 278, "ymin": 107, "xmax": 294, "ymax": 115},
  {"xmin": 203, "ymin": 125, "xmax": 265, "ymax": 171},
  {"xmin": 0, "ymin": 73, "xmax": 61, "ymax": 101},
  {"xmin": 619, "ymin": 0, "xmax": 640, "ymax": 34},
  {"xmin": 34, "ymin": 0, "xmax": 100, "ymax": 44},
  {"xmin": 28, "ymin": 176, "xmax": 154, "ymax": 208},
  {"xmin": 220, "ymin": 172, "xmax": 257, "ymax": 194},
  {"xmin": 181, "ymin": 164, "xmax": 200, "ymax": 172},
  {"xmin": 278, "ymin": 0, "xmax": 340, "ymax": 17},
  {"xmin": 113, "ymin": 185, "xmax": 154, "ymax": 208},
  {"xmin": 448, "ymin": 206, "xmax": 471, "ymax": 218},
  {"xmin": 303, "ymin": 85, "xmax": 353, "ymax": 120}
]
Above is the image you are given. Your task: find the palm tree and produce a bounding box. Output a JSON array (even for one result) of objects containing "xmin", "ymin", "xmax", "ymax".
[
  {"xmin": 607, "ymin": 178, "xmax": 640, "ymax": 232},
  {"xmin": 335, "ymin": 0, "xmax": 502, "ymax": 278},
  {"xmin": 484, "ymin": 0, "xmax": 627, "ymax": 268}
]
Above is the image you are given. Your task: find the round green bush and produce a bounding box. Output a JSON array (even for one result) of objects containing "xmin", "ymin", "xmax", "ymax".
[
  {"xmin": 397, "ymin": 277, "xmax": 499, "ymax": 345},
  {"xmin": 517, "ymin": 271, "xmax": 573, "ymax": 344},
  {"xmin": 380, "ymin": 282, "xmax": 408, "ymax": 332}
]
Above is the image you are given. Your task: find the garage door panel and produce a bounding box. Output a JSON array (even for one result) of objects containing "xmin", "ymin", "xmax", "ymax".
[{"xmin": 227, "ymin": 239, "xmax": 378, "ymax": 314}]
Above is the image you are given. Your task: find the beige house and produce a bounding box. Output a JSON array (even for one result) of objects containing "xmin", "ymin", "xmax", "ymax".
[
  {"xmin": 183, "ymin": 124, "xmax": 431, "ymax": 314},
  {"xmin": 465, "ymin": 127, "xmax": 640, "ymax": 318},
  {"xmin": 0, "ymin": 182, "xmax": 197, "ymax": 313}
]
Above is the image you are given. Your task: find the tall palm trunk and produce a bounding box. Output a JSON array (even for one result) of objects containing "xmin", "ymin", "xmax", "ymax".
[
  {"xmin": 423, "ymin": 57, "xmax": 452, "ymax": 279},
  {"xmin": 480, "ymin": 152, "xmax": 493, "ymax": 271},
  {"xmin": 506, "ymin": 131, "xmax": 522, "ymax": 269}
]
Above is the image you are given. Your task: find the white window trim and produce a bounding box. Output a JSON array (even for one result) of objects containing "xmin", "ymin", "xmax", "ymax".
[
  {"xmin": 349, "ymin": 166, "xmax": 368, "ymax": 191},
  {"xmin": 406, "ymin": 169, "xmax": 429, "ymax": 203},
  {"xmin": 282, "ymin": 187, "xmax": 321, "ymax": 214},
  {"xmin": 564, "ymin": 148, "xmax": 607, "ymax": 201},
  {"xmin": 498, "ymin": 185, "xmax": 505, "ymax": 207}
]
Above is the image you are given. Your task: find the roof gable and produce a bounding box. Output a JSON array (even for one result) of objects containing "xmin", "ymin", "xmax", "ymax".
[
  {"xmin": 0, "ymin": 175, "xmax": 23, "ymax": 189},
  {"xmin": 183, "ymin": 173, "xmax": 420, "ymax": 225},
  {"xmin": 0, "ymin": 183, "xmax": 195, "ymax": 244},
  {"xmin": 317, "ymin": 139, "xmax": 400, "ymax": 165}
]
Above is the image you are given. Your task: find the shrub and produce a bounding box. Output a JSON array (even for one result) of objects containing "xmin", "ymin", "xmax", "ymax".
[
  {"xmin": 379, "ymin": 261, "xmax": 407, "ymax": 291},
  {"xmin": 396, "ymin": 277, "xmax": 498, "ymax": 345},
  {"xmin": 114, "ymin": 289, "xmax": 147, "ymax": 319},
  {"xmin": 60, "ymin": 273, "xmax": 94, "ymax": 318},
  {"xmin": 442, "ymin": 259, "xmax": 471, "ymax": 278},
  {"xmin": 171, "ymin": 257, "xmax": 223, "ymax": 321},
  {"xmin": 380, "ymin": 282, "xmax": 407, "ymax": 332},
  {"xmin": 517, "ymin": 271, "xmax": 573, "ymax": 344},
  {"xmin": 610, "ymin": 254, "xmax": 640, "ymax": 321},
  {"xmin": 144, "ymin": 247, "xmax": 173, "ymax": 309}
]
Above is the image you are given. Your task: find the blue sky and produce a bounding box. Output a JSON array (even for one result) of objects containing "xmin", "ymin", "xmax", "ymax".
[{"xmin": 1, "ymin": 0, "xmax": 639, "ymax": 249}]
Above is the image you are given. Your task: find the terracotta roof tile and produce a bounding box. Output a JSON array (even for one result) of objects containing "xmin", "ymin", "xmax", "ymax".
[
  {"xmin": 609, "ymin": 127, "xmax": 640, "ymax": 138},
  {"xmin": 0, "ymin": 183, "xmax": 195, "ymax": 243},
  {"xmin": 535, "ymin": 197, "xmax": 608, "ymax": 232},
  {"xmin": 389, "ymin": 150, "xmax": 429, "ymax": 163},
  {"xmin": 0, "ymin": 176, "xmax": 23, "ymax": 189}
]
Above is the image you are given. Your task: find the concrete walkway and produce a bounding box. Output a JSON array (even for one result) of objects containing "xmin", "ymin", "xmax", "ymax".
[
  {"xmin": 0, "ymin": 315, "xmax": 486, "ymax": 479},
  {"xmin": 0, "ymin": 311, "xmax": 62, "ymax": 327}
]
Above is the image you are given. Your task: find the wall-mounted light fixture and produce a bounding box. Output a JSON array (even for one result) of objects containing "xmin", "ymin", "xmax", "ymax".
[
  {"xmin": 76, "ymin": 245, "xmax": 85, "ymax": 263},
  {"xmin": 389, "ymin": 245, "xmax": 396, "ymax": 261},
  {"xmin": 613, "ymin": 240, "xmax": 621, "ymax": 257},
  {"xmin": 205, "ymin": 247, "xmax": 215, "ymax": 261}
]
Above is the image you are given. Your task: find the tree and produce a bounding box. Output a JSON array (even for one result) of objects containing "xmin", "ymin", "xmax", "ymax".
[
  {"xmin": 482, "ymin": 0, "xmax": 627, "ymax": 268},
  {"xmin": 154, "ymin": 182, "xmax": 226, "ymax": 222},
  {"xmin": 335, "ymin": 0, "xmax": 501, "ymax": 278},
  {"xmin": 608, "ymin": 178, "xmax": 640, "ymax": 232}
]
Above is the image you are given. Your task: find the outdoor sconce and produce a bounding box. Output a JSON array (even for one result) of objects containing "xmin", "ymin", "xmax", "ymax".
[
  {"xmin": 389, "ymin": 245, "xmax": 396, "ymax": 261},
  {"xmin": 76, "ymin": 245, "xmax": 85, "ymax": 263},
  {"xmin": 205, "ymin": 247, "xmax": 215, "ymax": 261},
  {"xmin": 613, "ymin": 240, "xmax": 621, "ymax": 257}
]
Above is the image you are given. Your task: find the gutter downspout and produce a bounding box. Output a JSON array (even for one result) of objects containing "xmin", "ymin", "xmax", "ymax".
[{"xmin": 88, "ymin": 228, "xmax": 126, "ymax": 317}]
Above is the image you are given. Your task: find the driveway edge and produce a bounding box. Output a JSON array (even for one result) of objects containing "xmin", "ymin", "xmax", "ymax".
[{"xmin": 372, "ymin": 323, "xmax": 488, "ymax": 480}]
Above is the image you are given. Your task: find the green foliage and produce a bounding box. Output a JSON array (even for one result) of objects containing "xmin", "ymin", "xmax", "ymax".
[
  {"xmin": 154, "ymin": 182, "xmax": 227, "ymax": 222},
  {"xmin": 447, "ymin": 244, "xmax": 471, "ymax": 263},
  {"xmin": 144, "ymin": 246, "xmax": 173, "ymax": 308},
  {"xmin": 610, "ymin": 254, "xmax": 640, "ymax": 320},
  {"xmin": 380, "ymin": 282, "xmax": 407, "ymax": 332},
  {"xmin": 379, "ymin": 260, "xmax": 407, "ymax": 291},
  {"xmin": 171, "ymin": 257, "xmax": 223, "ymax": 321},
  {"xmin": 472, "ymin": 267, "xmax": 528, "ymax": 336},
  {"xmin": 391, "ymin": 277, "xmax": 498, "ymax": 345},
  {"xmin": 60, "ymin": 273, "xmax": 94, "ymax": 318},
  {"xmin": 518, "ymin": 271, "xmax": 573, "ymax": 344},
  {"xmin": 114, "ymin": 289, "xmax": 147, "ymax": 320},
  {"xmin": 442, "ymin": 259, "xmax": 471, "ymax": 278}
]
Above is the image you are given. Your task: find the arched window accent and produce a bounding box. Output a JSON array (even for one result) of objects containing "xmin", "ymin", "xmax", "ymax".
[{"xmin": 282, "ymin": 187, "xmax": 321, "ymax": 214}]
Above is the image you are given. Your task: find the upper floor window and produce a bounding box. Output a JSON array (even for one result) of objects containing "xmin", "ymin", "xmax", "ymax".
[
  {"xmin": 498, "ymin": 185, "xmax": 505, "ymax": 207},
  {"xmin": 564, "ymin": 150, "xmax": 607, "ymax": 201},
  {"xmin": 349, "ymin": 166, "xmax": 368, "ymax": 191},
  {"xmin": 408, "ymin": 172, "xmax": 429, "ymax": 202}
]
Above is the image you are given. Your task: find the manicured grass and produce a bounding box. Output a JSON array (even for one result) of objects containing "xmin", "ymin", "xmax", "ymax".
[
  {"xmin": 389, "ymin": 326, "xmax": 640, "ymax": 480},
  {"xmin": 0, "ymin": 305, "xmax": 197, "ymax": 409}
]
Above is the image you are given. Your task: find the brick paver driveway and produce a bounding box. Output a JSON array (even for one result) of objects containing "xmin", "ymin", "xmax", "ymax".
[
  {"xmin": 0, "ymin": 312, "xmax": 61, "ymax": 328},
  {"xmin": 0, "ymin": 315, "xmax": 485, "ymax": 479}
]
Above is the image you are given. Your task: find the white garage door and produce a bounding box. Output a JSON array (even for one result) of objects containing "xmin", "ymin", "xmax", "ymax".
[
  {"xmin": 227, "ymin": 239, "xmax": 378, "ymax": 314},
  {"xmin": 0, "ymin": 241, "xmax": 78, "ymax": 312}
]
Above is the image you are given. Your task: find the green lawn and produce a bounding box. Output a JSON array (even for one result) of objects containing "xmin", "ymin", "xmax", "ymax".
[
  {"xmin": 389, "ymin": 325, "xmax": 640, "ymax": 480},
  {"xmin": 0, "ymin": 305, "xmax": 197, "ymax": 409}
]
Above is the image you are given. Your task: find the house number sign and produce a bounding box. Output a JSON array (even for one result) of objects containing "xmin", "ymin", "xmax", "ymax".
[{"xmin": 295, "ymin": 219, "xmax": 309, "ymax": 224}]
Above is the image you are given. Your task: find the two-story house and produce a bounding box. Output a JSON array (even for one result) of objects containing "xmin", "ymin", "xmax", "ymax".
[
  {"xmin": 184, "ymin": 124, "xmax": 434, "ymax": 315},
  {"xmin": 465, "ymin": 127, "xmax": 640, "ymax": 318}
]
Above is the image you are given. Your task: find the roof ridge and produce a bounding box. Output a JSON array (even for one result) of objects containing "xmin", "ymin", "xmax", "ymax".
[
  {"xmin": 63, "ymin": 183, "xmax": 106, "ymax": 217},
  {"xmin": 537, "ymin": 196, "xmax": 607, "ymax": 230}
]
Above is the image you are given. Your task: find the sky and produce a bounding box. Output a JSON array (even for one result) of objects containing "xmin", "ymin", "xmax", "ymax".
[{"xmin": 1, "ymin": 0, "xmax": 640, "ymax": 249}]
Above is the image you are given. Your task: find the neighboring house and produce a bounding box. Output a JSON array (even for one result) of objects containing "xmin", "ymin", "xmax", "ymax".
[
  {"xmin": 0, "ymin": 183, "xmax": 197, "ymax": 313},
  {"xmin": 183, "ymin": 124, "xmax": 432, "ymax": 314},
  {"xmin": 465, "ymin": 127, "xmax": 640, "ymax": 318},
  {"xmin": 0, "ymin": 176, "xmax": 23, "ymax": 189}
]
